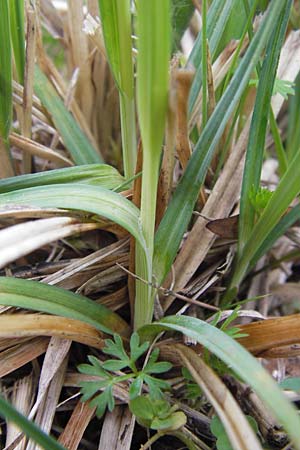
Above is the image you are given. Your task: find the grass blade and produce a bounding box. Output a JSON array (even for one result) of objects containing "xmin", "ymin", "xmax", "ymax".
[
  {"xmin": 0, "ymin": 277, "xmax": 130, "ymax": 336},
  {"xmin": 134, "ymin": 0, "xmax": 171, "ymax": 329},
  {"xmin": 0, "ymin": 0, "xmax": 12, "ymax": 141},
  {"xmin": 188, "ymin": 0, "xmax": 234, "ymax": 116},
  {"xmin": 9, "ymin": 0, "xmax": 25, "ymax": 84},
  {"xmin": 0, "ymin": 164, "xmax": 124, "ymax": 193},
  {"xmin": 0, "ymin": 184, "xmax": 151, "ymax": 297},
  {"xmin": 0, "ymin": 184, "xmax": 145, "ymax": 250},
  {"xmin": 237, "ymin": 1, "xmax": 291, "ymax": 254},
  {"xmin": 34, "ymin": 66, "xmax": 102, "ymax": 165},
  {"xmin": 138, "ymin": 315, "xmax": 300, "ymax": 449},
  {"xmin": 287, "ymin": 73, "xmax": 300, "ymax": 162},
  {"xmin": 98, "ymin": 0, "xmax": 136, "ymax": 178},
  {"xmin": 230, "ymin": 144, "xmax": 300, "ymax": 288},
  {"xmin": 0, "ymin": 0, "xmax": 15, "ymax": 177},
  {"xmin": 153, "ymin": 0, "xmax": 290, "ymax": 285},
  {"xmin": 0, "ymin": 395, "xmax": 66, "ymax": 450}
]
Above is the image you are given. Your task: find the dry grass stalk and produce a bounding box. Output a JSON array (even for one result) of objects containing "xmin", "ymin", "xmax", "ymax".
[
  {"xmin": 0, "ymin": 315, "xmax": 104, "ymax": 349},
  {"xmin": 0, "ymin": 337, "xmax": 49, "ymax": 378},
  {"xmin": 67, "ymin": 1, "xmax": 93, "ymax": 127},
  {"xmin": 58, "ymin": 400, "xmax": 96, "ymax": 450},
  {"xmin": 5, "ymin": 374, "xmax": 33, "ymax": 450},
  {"xmin": 98, "ymin": 406, "xmax": 135, "ymax": 450},
  {"xmin": 10, "ymin": 132, "xmax": 73, "ymax": 167},
  {"xmin": 27, "ymin": 352, "xmax": 68, "ymax": 450}
]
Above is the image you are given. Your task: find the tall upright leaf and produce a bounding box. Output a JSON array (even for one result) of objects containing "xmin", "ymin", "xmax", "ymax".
[
  {"xmin": 237, "ymin": 1, "xmax": 292, "ymax": 255},
  {"xmin": 0, "ymin": 0, "xmax": 14, "ymax": 177},
  {"xmin": 134, "ymin": 0, "xmax": 171, "ymax": 329},
  {"xmin": 0, "ymin": 0, "xmax": 12, "ymax": 141},
  {"xmin": 230, "ymin": 144, "xmax": 300, "ymax": 289},
  {"xmin": 188, "ymin": 0, "xmax": 234, "ymax": 116},
  {"xmin": 98, "ymin": 0, "xmax": 136, "ymax": 179},
  {"xmin": 9, "ymin": 0, "xmax": 25, "ymax": 84},
  {"xmin": 153, "ymin": 1, "xmax": 290, "ymax": 285}
]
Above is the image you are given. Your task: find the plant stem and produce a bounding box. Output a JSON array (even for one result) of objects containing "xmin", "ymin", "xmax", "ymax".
[
  {"xmin": 120, "ymin": 93, "xmax": 137, "ymax": 179},
  {"xmin": 140, "ymin": 431, "xmax": 165, "ymax": 450},
  {"xmin": 134, "ymin": 0, "xmax": 170, "ymax": 329}
]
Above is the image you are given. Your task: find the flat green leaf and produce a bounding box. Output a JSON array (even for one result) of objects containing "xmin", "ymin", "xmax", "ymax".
[
  {"xmin": 90, "ymin": 388, "xmax": 114, "ymax": 417},
  {"xmin": 238, "ymin": 1, "xmax": 291, "ymax": 254},
  {"xmin": 144, "ymin": 375, "xmax": 170, "ymax": 399},
  {"xmin": 135, "ymin": 0, "xmax": 171, "ymax": 329},
  {"xmin": 98, "ymin": 0, "xmax": 136, "ymax": 178},
  {"xmin": 151, "ymin": 411, "xmax": 186, "ymax": 431},
  {"xmin": 103, "ymin": 333, "xmax": 129, "ymax": 361},
  {"xmin": 130, "ymin": 332, "xmax": 149, "ymax": 362},
  {"xmin": 0, "ymin": 184, "xmax": 150, "ymax": 312},
  {"xmin": 231, "ymin": 144, "xmax": 300, "ymax": 288},
  {"xmin": 188, "ymin": 0, "xmax": 234, "ymax": 115},
  {"xmin": 153, "ymin": 1, "xmax": 291, "ymax": 285},
  {"xmin": 102, "ymin": 360, "xmax": 128, "ymax": 371},
  {"xmin": 34, "ymin": 66, "xmax": 102, "ymax": 165},
  {"xmin": 129, "ymin": 376, "xmax": 143, "ymax": 399},
  {"xmin": 0, "ymin": 395, "xmax": 66, "ymax": 450},
  {"xmin": 138, "ymin": 315, "xmax": 300, "ymax": 449},
  {"xmin": 0, "ymin": 164, "xmax": 124, "ymax": 194},
  {"xmin": 0, "ymin": 184, "xmax": 146, "ymax": 252},
  {"xmin": 9, "ymin": 0, "xmax": 25, "ymax": 84},
  {"xmin": 79, "ymin": 381, "xmax": 108, "ymax": 401},
  {"xmin": 249, "ymin": 204, "xmax": 300, "ymax": 269},
  {"xmin": 129, "ymin": 395, "xmax": 154, "ymax": 422},
  {"xmin": 144, "ymin": 361, "xmax": 172, "ymax": 374},
  {"xmin": 98, "ymin": 0, "xmax": 133, "ymax": 97},
  {"xmin": 0, "ymin": 0, "xmax": 12, "ymax": 140},
  {"xmin": 287, "ymin": 73, "xmax": 300, "ymax": 162},
  {"xmin": 0, "ymin": 277, "xmax": 130, "ymax": 336}
]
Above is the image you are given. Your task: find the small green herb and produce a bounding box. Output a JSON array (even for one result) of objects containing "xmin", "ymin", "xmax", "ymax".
[
  {"xmin": 249, "ymin": 77, "xmax": 295, "ymax": 99},
  {"xmin": 78, "ymin": 332, "xmax": 172, "ymax": 417},
  {"xmin": 249, "ymin": 186, "xmax": 273, "ymax": 216},
  {"xmin": 129, "ymin": 395, "xmax": 186, "ymax": 431}
]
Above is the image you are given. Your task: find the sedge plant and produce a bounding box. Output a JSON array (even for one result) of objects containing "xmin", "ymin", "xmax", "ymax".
[{"xmin": 1, "ymin": 1, "xmax": 300, "ymax": 449}]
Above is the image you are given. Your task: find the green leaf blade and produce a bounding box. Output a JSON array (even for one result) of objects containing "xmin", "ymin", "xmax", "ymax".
[
  {"xmin": 0, "ymin": 276, "xmax": 130, "ymax": 336},
  {"xmin": 9, "ymin": 0, "xmax": 25, "ymax": 84},
  {"xmin": 153, "ymin": 0, "xmax": 291, "ymax": 285},
  {"xmin": 0, "ymin": 0, "xmax": 12, "ymax": 140},
  {"xmin": 238, "ymin": 0, "xmax": 292, "ymax": 254},
  {"xmin": 0, "ymin": 395, "xmax": 66, "ymax": 450},
  {"xmin": 0, "ymin": 164, "xmax": 125, "ymax": 193},
  {"xmin": 34, "ymin": 66, "xmax": 102, "ymax": 165}
]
